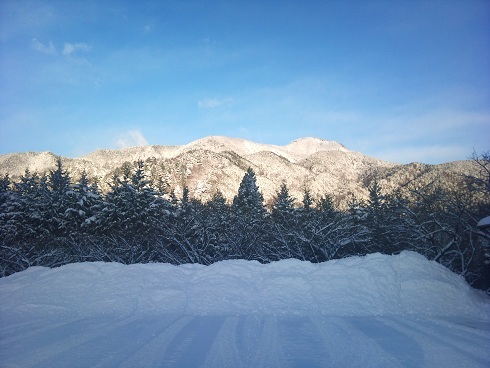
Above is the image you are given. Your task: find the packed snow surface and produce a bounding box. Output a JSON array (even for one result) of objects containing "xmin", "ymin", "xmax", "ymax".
[{"xmin": 1, "ymin": 251, "xmax": 489, "ymax": 367}]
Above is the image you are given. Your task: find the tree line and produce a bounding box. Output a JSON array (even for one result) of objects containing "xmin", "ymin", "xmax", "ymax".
[{"xmin": 1, "ymin": 156, "xmax": 489, "ymax": 292}]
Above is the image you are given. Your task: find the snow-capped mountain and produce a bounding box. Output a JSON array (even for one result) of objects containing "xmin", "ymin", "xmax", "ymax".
[{"xmin": 0, "ymin": 136, "xmax": 475, "ymax": 206}]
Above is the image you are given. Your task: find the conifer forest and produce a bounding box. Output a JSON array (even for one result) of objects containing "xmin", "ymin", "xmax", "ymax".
[{"xmin": 1, "ymin": 156, "xmax": 489, "ymax": 292}]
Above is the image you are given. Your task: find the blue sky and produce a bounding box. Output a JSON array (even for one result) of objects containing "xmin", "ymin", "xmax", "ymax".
[{"xmin": 1, "ymin": 0, "xmax": 489, "ymax": 164}]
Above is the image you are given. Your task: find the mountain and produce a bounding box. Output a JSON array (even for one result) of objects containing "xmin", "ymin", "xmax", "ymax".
[{"xmin": 0, "ymin": 136, "xmax": 477, "ymax": 207}]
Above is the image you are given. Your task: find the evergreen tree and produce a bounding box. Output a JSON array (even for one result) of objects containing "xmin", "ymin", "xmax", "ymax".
[
  {"xmin": 62, "ymin": 171, "xmax": 103, "ymax": 236},
  {"xmin": 200, "ymin": 190, "xmax": 232, "ymax": 261},
  {"xmin": 364, "ymin": 179, "xmax": 401, "ymax": 254},
  {"xmin": 230, "ymin": 168, "xmax": 267, "ymax": 260},
  {"xmin": 0, "ymin": 174, "xmax": 10, "ymax": 204},
  {"xmin": 317, "ymin": 193, "xmax": 337, "ymax": 218},
  {"xmin": 103, "ymin": 161, "xmax": 162, "ymax": 235},
  {"xmin": 0, "ymin": 174, "xmax": 17, "ymax": 241},
  {"xmin": 46, "ymin": 158, "xmax": 72, "ymax": 237},
  {"xmin": 162, "ymin": 186, "xmax": 209, "ymax": 264},
  {"xmin": 14, "ymin": 170, "xmax": 51, "ymax": 240},
  {"xmin": 232, "ymin": 167, "xmax": 265, "ymax": 218},
  {"xmin": 301, "ymin": 188, "xmax": 314, "ymax": 212},
  {"xmin": 269, "ymin": 183, "xmax": 299, "ymax": 259},
  {"xmin": 271, "ymin": 183, "xmax": 295, "ymax": 217},
  {"xmin": 48, "ymin": 158, "xmax": 71, "ymax": 198}
]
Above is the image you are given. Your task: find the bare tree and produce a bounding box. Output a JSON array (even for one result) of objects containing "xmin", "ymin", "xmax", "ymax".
[{"xmin": 467, "ymin": 150, "xmax": 490, "ymax": 195}]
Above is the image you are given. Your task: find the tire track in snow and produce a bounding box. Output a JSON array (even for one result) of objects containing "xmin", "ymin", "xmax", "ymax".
[
  {"xmin": 310, "ymin": 316, "xmax": 406, "ymax": 367},
  {"xmin": 380, "ymin": 316, "xmax": 490, "ymax": 367},
  {"xmin": 157, "ymin": 315, "xmax": 226, "ymax": 367},
  {"xmin": 0, "ymin": 315, "xmax": 81, "ymax": 346},
  {"xmin": 88, "ymin": 315, "xmax": 189, "ymax": 368},
  {"xmin": 247, "ymin": 316, "xmax": 289, "ymax": 368},
  {"xmin": 0, "ymin": 315, "xmax": 180, "ymax": 368},
  {"xmin": 0, "ymin": 316, "xmax": 130, "ymax": 367},
  {"xmin": 117, "ymin": 315, "xmax": 195, "ymax": 368},
  {"xmin": 2, "ymin": 314, "xmax": 489, "ymax": 367},
  {"xmin": 346, "ymin": 316, "xmax": 424, "ymax": 368},
  {"xmin": 275, "ymin": 316, "xmax": 331, "ymax": 368}
]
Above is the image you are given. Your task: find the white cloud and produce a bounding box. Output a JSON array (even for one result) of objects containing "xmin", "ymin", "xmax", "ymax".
[
  {"xmin": 373, "ymin": 144, "xmax": 470, "ymax": 165},
  {"xmin": 62, "ymin": 42, "xmax": 91, "ymax": 56},
  {"xmin": 31, "ymin": 38, "xmax": 57, "ymax": 55},
  {"xmin": 197, "ymin": 97, "xmax": 234, "ymax": 109},
  {"xmin": 115, "ymin": 130, "xmax": 149, "ymax": 149}
]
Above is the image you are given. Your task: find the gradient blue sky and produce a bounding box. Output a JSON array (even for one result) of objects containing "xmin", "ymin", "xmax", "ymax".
[{"xmin": 1, "ymin": 0, "xmax": 489, "ymax": 164}]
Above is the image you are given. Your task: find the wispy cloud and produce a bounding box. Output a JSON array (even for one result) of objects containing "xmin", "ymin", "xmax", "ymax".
[
  {"xmin": 115, "ymin": 130, "xmax": 149, "ymax": 149},
  {"xmin": 373, "ymin": 145, "xmax": 470, "ymax": 164},
  {"xmin": 62, "ymin": 42, "xmax": 91, "ymax": 56},
  {"xmin": 197, "ymin": 97, "xmax": 234, "ymax": 109},
  {"xmin": 31, "ymin": 38, "xmax": 57, "ymax": 55},
  {"xmin": 351, "ymin": 108, "xmax": 490, "ymax": 164},
  {"xmin": 31, "ymin": 39, "xmax": 92, "ymax": 61}
]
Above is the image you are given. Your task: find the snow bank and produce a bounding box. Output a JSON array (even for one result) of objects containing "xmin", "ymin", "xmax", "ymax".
[
  {"xmin": 477, "ymin": 215, "xmax": 490, "ymax": 228},
  {"xmin": 1, "ymin": 251, "xmax": 489, "ymax": 320}
]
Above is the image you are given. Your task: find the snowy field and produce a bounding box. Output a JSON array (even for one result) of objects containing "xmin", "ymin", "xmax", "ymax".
[{"xmin": 1, "ymin": 251, "xmax": 489, "ymax": 367}]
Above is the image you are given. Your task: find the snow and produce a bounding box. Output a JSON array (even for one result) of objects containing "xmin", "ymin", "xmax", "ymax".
[
  {"xmin": 1, "ymin": 251, "xmax": 489, "ymax": 367},
  {"xmin": 477, "ymin": 215, "xmax": 490, "ymax": 228}
]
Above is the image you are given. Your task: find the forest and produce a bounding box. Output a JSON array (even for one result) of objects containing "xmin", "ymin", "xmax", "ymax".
[{"xmin": 1, "ymin": 155, "xmax": 489, "ymax": 292}]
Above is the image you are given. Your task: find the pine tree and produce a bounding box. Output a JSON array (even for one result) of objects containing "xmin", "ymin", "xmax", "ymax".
[
  {"xmin": 48, "ymin": 158, "xmax": 71, "ymax": 198},
  {"xmin": 204, "ymin": 191, "xmax": 232, "ymax": 261},
  {"xmin": 232, "ymin": 167, "xmax": 265, "ymax": 218},
  {"xmin": 13, "ymin": 170, "xmax": 51, "ymax": 240},
  {"xmin": 317, "ymin": 193, "xmax": 337, "ymax": 219},
  {"xmin": 364, "ymin": 178, "xmax": 399, "ymax": 253},
  {"xmin": 271, "ymin": 183, "xmax": 295, "ymax": 217},
  {"xmin": 46, "ymin": 158, "xmax": 72, "ymax": 237},
  {"xmin": 230, "ymin": 168, "xmax": 267, "ymax": 260},
  {"xmin": 0, "ymin": 174, "xmax": 17, "ymax": 241},
  {"xmin": 301, "ymin": 188, "xmax": 313, "ymax": 212},
  {"xmin": 103, "ymin": 161, "xmax": 164, "ymax": 236},
  {"xmin": 62, "ymin": 171, "xmax": 103, "ymax": 235},
  {"xmin": 269, "ymin": 182, "xmax": 299, "ymax": 259}
]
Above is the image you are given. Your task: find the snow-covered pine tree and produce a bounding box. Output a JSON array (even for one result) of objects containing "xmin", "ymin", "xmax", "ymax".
[
  {"xmin": 232, "ymin": 167, "xmax": 266, "ymax": 218},
  {"xmin": 230, "ymin": 168, "xmax": 268, "ymax": 261},
  {"xmin": 61, "ymin": 171, "xmax": 104, "ymax": 236},
  {"xmin": 269, "ymin": 182, "xmax": 298, "ymax": 259},
  {"xmin": 103, "ymin": 160, "xmax": 163, "ymax": 236},
  {"xmin": 161, "ymin": 185, "xmax": 209, "ymax": 264},
  {"xmin": 363, "ymin": 179, "xmax": 406, "ymax": 254},
  {"xmin": 12, "ymin": 170, "xmax": 51, "ymax": 241},
  {"xmin": 301, "ymin": 187, "xmax": 314, "ymax": 212},
  {"xmin": 46, "ymin": 158, "xmax": 72, "ymax": 237},
  {"xmin": 0, "ymin": 174, "xmax": 30, "ymax": 276},
  {"xmin": 0, "ymin": 174, "xmax": 17, "ymax": 242},
  {"xmin": 204, "ymin": 190, "xmax": 232, "ymax": 260}
]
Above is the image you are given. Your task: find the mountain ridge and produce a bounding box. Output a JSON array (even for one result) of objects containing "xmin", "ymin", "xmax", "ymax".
[
  {"xmin": 0, "ymin": 136, "xmax": 476, "ymax": 207},
  {"xmin": 77, "ymin": 136, "xmax": 350, "ymax": 164}
]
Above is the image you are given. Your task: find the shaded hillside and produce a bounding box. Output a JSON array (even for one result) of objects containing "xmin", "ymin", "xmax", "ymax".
[{"xmin": 0, "ymin": 136, "xmax": 479, "ymax": 207}]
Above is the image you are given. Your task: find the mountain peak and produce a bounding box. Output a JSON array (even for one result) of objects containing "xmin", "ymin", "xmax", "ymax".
[
  {"xmin": 289, "ymin": 137, "xmax": 342, "ymax": 145},
  {"xmin": 183, "ymin": 136, "xmax": 349, "ymax": 163},
  {"xmin": 284, "ymin": 137, "xmax": 348, "ymax": 159}
]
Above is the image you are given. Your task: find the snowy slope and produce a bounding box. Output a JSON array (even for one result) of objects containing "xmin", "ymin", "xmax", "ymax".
[
  {"xmin": 1, "ymin": 251, "xmax": 489, "ymax": 367},
  {"xmin": 185, "ymin": 136, "xmax": 349, "ymax": 163}
]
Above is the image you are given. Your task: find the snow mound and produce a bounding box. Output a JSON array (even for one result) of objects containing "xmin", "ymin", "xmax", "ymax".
[{"xmin": 1, "ymin": 251, "xmax": 489, "ymax": 320}]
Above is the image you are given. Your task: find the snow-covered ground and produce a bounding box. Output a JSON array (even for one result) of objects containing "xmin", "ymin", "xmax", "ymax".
[{"xmin": 1, "ymin": 251, "xmax": 489, "ymax": 367}]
